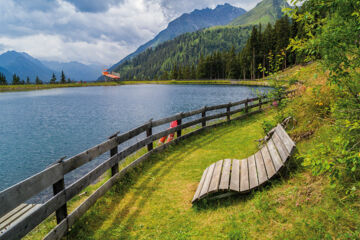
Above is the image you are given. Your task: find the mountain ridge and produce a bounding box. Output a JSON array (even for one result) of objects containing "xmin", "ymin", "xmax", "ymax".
[
  {"xmin": 0, "ymin": 51, "xmax": 104, "ymax": 82},
  {"xmin": 102, "ymin": 3, "xmax": 246, "ymax": 75},
  {"xmin": 113, "ymin": 0, "xmax": 288, "ymax": 80},
  {"xmin": 229, "ymin": 0, "xmax": 290, "ymax": 26}
]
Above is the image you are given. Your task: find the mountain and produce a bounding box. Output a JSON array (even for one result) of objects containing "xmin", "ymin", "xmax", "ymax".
[
  {"xmin": 229, "ymin": 0, "xmax": 290, "ymax": 26},
  {"xmin": 42, "ymin": 61, "xmax": 104, "ymax": 81},
  {"xmin": 113, "ymin": 0, "xmax": 288, "ymax": 80},
  {"xmin": 0, "ymin": 51, "xmax": 104, "ymax": 83},
  {"xmin": 0, "ymin": 51, "xmax": 54, "ymax": 82},
  {"xmin": 0, "ymin": 66, "xmax": 12, "ymax": 82},
  {"xmin": 114, "ymin": 26, "xmax": 251, "ymax": 80},
  {"xmin": 103, "ymin": 3, "xmax": 246, "ymax": 75}
]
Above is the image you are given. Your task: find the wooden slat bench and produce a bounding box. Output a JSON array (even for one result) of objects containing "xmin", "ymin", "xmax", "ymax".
[
  {"xmin": 192, "ymin": 124, "xmax": 295, "ymax": 203},
  {"xmin": 0, "ymin": 203, "xmax": 41, "ymax": 234}
]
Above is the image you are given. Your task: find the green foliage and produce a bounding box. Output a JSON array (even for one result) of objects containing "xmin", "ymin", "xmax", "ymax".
[
  {"xmin": 115, "ymin": 26, "xmax": 252, "ymax": 80},
  {"xmin": 12, "ymin": 73, "xmax": 20, "ymax": 85},
  {"xmin": 50, "ymin": 72, "xmax": 57, "ymax": 84},
  {"xmin": 286, "ymin": 0, "xmax": 360, "ymax": 187},
  {"xmin": 61, "ymin": 71, "xmax": 66, "ymax": 84},
  {"xmin": 0, "ymin": 72, "xmax": 7, "ymax": 85},
  {"xmin": 168, "ymin": 16, "xmax": 298, "ymax": 81},
  {"xmin": 230, "ymin": 0, "xmax": 290, "ymax": 26},
  {"xmin": 35, "ymin": 76, "xmax": 43, "ymax": 85}
]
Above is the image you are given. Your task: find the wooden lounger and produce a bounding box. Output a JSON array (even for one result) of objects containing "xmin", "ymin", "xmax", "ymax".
[{"xmin": 192, "ymin": 124, "xmax": 295, "ymax": 203}]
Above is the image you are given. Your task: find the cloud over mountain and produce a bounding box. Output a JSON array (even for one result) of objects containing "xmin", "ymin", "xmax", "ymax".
[{"xmin": 0, "ymin": 0, "xmax": 262, "ymax": 65}]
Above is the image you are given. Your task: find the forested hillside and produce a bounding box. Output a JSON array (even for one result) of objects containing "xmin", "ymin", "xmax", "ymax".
[
  {"xmin": 105, "ymin": 3, "xmax": 246, "ymax": 74},
  {"xmin": 230, "ymin": 0, "xmax": 290, "ymax": 26},
  {"xmin": 114, "ymin": 0, "xmax": 289, "ymax": 80},
  {"xmin": 168, "ymin": 16, "xmax": 297, "ymax": 80},
  {"xmin": 115, "ymin": 26, "xmax": 251, "ymax": 80}
]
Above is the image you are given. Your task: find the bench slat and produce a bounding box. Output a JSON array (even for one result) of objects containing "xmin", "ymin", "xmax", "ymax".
[
  {"xmin": 199, "ymin": 163, "xmax": 215, "ymax": 199},
  {"xmin": 248, "ymin": 155, "xmax": 259, "ymax": 189},
  {"xmin": 261, "ymin": 145, "xmax": 277, "ymax": 178},
  {"xmin": 272, "ymin": 132, "xmax": 289, "ymax": 163},
  {"xmin": 240, "ymin": 159, "xmax": 249, "ymax": 192},
  {"xmin": 267, "ymin": 139, "xmax": 283, "ymax": 171},
  {"xmin": 230, "ymin": 159, "xmax": 240, "ymax": 191},
  {"xmin": 192, "ymin": 167, "xmax": 209, "ymax": 203},
  {"xmin": 276, "ymin": 125, "xmax": 295, "ymax": 154},
  {"xmin": 255, "ymin": 151, "xmax": 267, "ymax": 185},
  {"xmin": 208, "ymin": 160, "xmax": 223, "ymax": 194},
  {"xmin": 219, "ymin": 159, "xmax": 231, "ymax": 190}
]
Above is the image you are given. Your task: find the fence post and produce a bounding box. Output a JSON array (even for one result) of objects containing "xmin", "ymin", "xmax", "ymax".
[
  {"xmin": 146, "ymin": 119, "xmax": 153, "ymax": 151},
  {"xmin": 177, "ymin": 113, "xmax": 183, "ymax": 138},
  {"xmin": 227, "ymin": 102, "xmax": 231, "ymax": 121},
  {"xmin": 245, "ymin": 99, "xmax": 249, "ymax": 113},
  {"xmin": 259, "ymin": 97, "xmax": 262, "ymax": 110},
  {"xmin": 109, "ymin": 132, "xmax": 120, "ymax": 176},
  {"xmin": 202, "ymin": 106, "xmax": 207, "ymax": 127},
  {"xmin": 53, "ymin": 157, "xmax": 68, "ymax": 224}
]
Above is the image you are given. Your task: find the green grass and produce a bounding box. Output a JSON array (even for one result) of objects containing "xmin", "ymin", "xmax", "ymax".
[
  {"xmin": 25, "ymin": 107, "xmax": 356, "ymax": 240},
  {"xmin": 23, "ymin": 62, "xmax": 360, "ymax": 239},
  {"xmin": 0, "ymin": 82, "xmax": 119, "ymax": 92},
  {"xmin": 0, "ymin": 79, "xmax": 270, "ymax": 93}
]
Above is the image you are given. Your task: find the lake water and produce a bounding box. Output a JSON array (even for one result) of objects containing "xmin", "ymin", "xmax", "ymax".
[{"xmin": 0, "ymin": 84, "xmax": 270, "ymax": 200}]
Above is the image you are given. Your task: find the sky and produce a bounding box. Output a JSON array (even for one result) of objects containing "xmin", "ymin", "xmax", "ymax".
[{"xmin": 0, "ymin": 0, "xmax": 263, "ymax": 66}]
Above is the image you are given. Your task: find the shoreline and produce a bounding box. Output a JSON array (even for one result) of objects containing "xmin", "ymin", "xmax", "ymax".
[{"xmin": 0, "ymin": 79, "xmax": 270, "ymax": 93}]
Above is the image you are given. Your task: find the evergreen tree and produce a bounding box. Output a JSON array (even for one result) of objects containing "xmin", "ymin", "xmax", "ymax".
[
  {"xmin": 0, "ymin": 72, "xmax": 7, "ymax": 85},
  {"xmin": 61, "ymin": 71, "xmax": 66, "ymax": 84},
  {"xmin": 50, "ymin": 73, "xmax": 57, "ymax": 84},
  {"xmin": 12, "ymin": 74, "xmax": 20, "ymax": 85},
  {"xmin": 35, "ymin": 76, "xmax": 43, "ymax": 85},
  {"xmin": 67, "ymin": 78, "xmax": 71, "ymax": 83},
  {"xmin": 26, "ymin": 77, "xmax": 30, "ymax": 85}
]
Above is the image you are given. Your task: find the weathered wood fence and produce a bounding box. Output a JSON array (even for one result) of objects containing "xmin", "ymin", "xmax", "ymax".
[{"xmin": 0, "ymin": 90, "xmax": 295, "ymax": 240}]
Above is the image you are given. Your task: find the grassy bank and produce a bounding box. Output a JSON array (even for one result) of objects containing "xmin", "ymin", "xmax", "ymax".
[
  {"xmin": 23, "ymin": 62, "xmax": 360, "ymax": 239},
  {"xmin": 29, "ymin": 107, "xmax": 358, "ymax": 239},
  {"xmin": 0, "ymin": 79, "xmax": 270, "ymax": 93},
  {"xmin": 0, "ymin": 82, "xmax": 119, "ymax": 92}
]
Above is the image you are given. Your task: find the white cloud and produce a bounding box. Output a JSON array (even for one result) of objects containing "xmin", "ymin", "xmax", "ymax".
[{"xmin": 0, "ymin": 0, "xmax": 262, "ymax": 65}]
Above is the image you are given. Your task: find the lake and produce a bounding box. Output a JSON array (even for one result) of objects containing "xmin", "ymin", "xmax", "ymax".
[{"xmin": 0, "ymin": 84, "xmax": 270, "ymax": 200}]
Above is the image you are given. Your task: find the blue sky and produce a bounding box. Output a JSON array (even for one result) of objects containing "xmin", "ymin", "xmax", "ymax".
[{"xmin": 0, "ymin": 0, "xmax": 262, "ymax": 66}]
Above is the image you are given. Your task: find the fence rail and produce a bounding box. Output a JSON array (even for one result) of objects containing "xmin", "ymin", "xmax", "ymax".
[{"xmin": 0, "ymin": 90, "xmax": 296, "ymax": 240}]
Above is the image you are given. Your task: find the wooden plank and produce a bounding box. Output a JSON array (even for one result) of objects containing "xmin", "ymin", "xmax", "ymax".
[
  {"xmin": 254, "ymin": 151, "xmax": 267, "ymax": 185},
  {"xmin": 208, "ymin": 160, "xmax": 223, "ymax": 194},
  {"xmin": 63, "ymin": 122, "xmax": 150, "ymax": 174},
  {"xmin": 151, "ymin": 113, "xmax": 182, "ymax": 128},
  {"xmin": 261, "ymin": 145, "xmax": 277, "ymax": 178},
  {"xmin": 0, "ymin": 163, "xmax": 63, "ymax": 218},
  {"xmin": 240, "ymin": 159, "xmax": 249, "ymax": 192},
  {"xmin": 0, "ymin": 205, "xmax": 34, "ymax": 231},
  {"xmin": 230, "ymin": 159, "xmax": 240, "ymax": 192},
  {"xmin": 199, "ymin": 163, "xmax": 215, "ymax": 199},
  {"xmin": 272, "ymin": 132, "xmax": 289, "ymax": 163},
  {"xmin": 0, "ymin": 191, "xmax": 66, "ymax": 240},
  {"xmin": 192, "ymin": 167, "xmax": 210, "ymax": 203},
  {"xmin": 248, "ymin": 155, "xmax": 259, "ymax": 189},
  {"xmin": 267, "ymin": 139, "xmax": 283, "ymax": 172},
  {"xmin": 219, "ymin": 159, "xmax": 231, "ymax": 191},
  {"xmin": 275, "ymin": 125, "xmax": 295, "ymax": 154},
  {"xmin": 0, "ymin": 204, "xmax": 27, "ymax": 226}
]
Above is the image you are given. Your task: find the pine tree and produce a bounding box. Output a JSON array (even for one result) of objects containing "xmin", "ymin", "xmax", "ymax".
[
  {"xmin": 26, "ymin": 77, "xmax": 30, "ymax": 85},
  {"xmin": 12, "ymin": 74, "xmax": 20, "ymax": 85},
  {"xmin": 61, "ymin": 71, "xmax": 66, "ymax": 84},
  {"xmin": 35, "ymin": 76, "xmax": 43, "ymax": 85},
  {"xmin": 50, "ymin": 73, "xmax": 57, "ymax": 84},
  {"xmin": 0, "ymin": 72, "xmax": 7, "ymax": 85}
]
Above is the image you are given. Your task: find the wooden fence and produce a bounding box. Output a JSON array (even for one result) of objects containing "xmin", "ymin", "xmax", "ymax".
[{"xmin": 0, "ymin": 90, "xmax": 295, "ymax": 240}]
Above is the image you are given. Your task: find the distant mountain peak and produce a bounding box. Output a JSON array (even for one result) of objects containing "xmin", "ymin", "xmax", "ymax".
[
  {"xmin": 101, "ymin": 3, "xmax": 246, "ymax": 78},
  {"xmin": 229, "ymin": 0, "xmax": 290, "ymax": 26}
]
